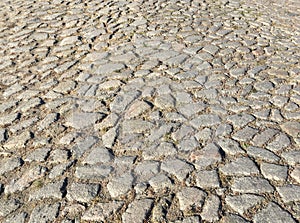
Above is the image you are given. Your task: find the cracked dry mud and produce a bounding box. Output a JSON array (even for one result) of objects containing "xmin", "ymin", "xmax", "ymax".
[{"xmin": 0, "ymin": 0, "xmax": 300, "ymax": 222}]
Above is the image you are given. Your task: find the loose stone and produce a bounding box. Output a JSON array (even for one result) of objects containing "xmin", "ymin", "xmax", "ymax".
[
  {"xmin": 220, "ymin": 157, "xmax": 259, "ymax": 176},
  {"xmin": 0, "ymin": 198, "xmax": 21, "ymax": 217},
  {"xmin": 227, "ymin": 114, "xmax": 255, "ymax": 128},
  {"xmin": 178, "ymin": 102, "xmax": 206, "ymax": 118},
  {"xmin": 5, "ymin": 166, "xmax": 47, "ymax": 194},
  {"xmin": 49, "ymin": 162, "xmax": 73, "ymax": 179},
  {"xmin": 266, "ymin": 133, "xmax": 291, "ymax": 152},
  {"xmin": 195, "ymin": 170, "xmax": 220, "ymax": 188},
  {"xmin": 4, "ymin": 212, "xmax": 27, "ymax": 223},
  {"xmin": 161, "ymin": 158, "xmax": 194, "ymax": 181},
  {"xmin": 96, "ymin": 63, "xmax": 125, "ymax": 74},
  {"xmin": 201, "ymin": 194, "xmax": 221, "ymax": 222},
  {"xmin": 0, "ymin": 157, "xmax": 23, "ymax": 175},
  {"xmin": 3, "ymin": 83, "xmax": 23, "ymax": 98},
  {"xmin": 102, "ymin": 126, "xmax": 118, "ymax": 148},
  {"xmin": 177, "ymin": 187, "xmax": 206, "ymax": 211},
  {"xmin": 231, "ymin": 177, "xmax": 274, "ymax": 194},
  {"xmin": 253, "ymin": 202, "xmax": 296, "ymax": 223},
  {"xmin": 109, "ymin": 90, "xmax": 141, "ymax": 113},
  {"xmin": 28, "ymin": 203, "xmax": 60, "ymax": 223},
  {"xmin": 251, "ymin": 128, "xmax": 279, "ymax": 146},
  {"xmin": 107, "ymin": 172, "xmax": 134, "ymax": 198},
  {"xmin": 290, "ymin": 166, "xmax": 300, "ymax": 183},
  {"xmin": 0, "ymin": 113, "xmax": 20, "ymax": 126},
  {"xmin": 246, "ymin": 146, "xmax": 280, "ymax": 162},
  {"xmin": 232, "ymin": 126, "xmax": 259, "ymax": 142},
  {"xmin": 220, "ymin": 214, "xmax": 249, "ymax": 223},
  {"xmin": 125, "ymin": 100, "xmax": 152, "ymax": 119},
  {"xmin": 25, "ymin": 148, "xmax": 51, "ymax": 162},
  {"xmin": 190, "ymin": 114, "xmax": 221, "ymax": 128},
  {"xmin": 276, "ymin": 185, "xmax": 300, "ymax": 203},
  {"xmin": 53, "ymin": 80, "xmax": 76, "ymax": 94},
  {"xmin": 217, "ymin": 138, "xmax": 244, "ymax": 155},
  {"xmin": 29, "ymin": 180, "xmax": 66, "ymax": 201},
  {"xmin": 134, "ymin": 161, "xmax": 160, "ymax": 182},
  {"xmin": 260, "ymin": 163, "xmax": 288, "ymax": 182},
  {"xmin": 0, "ymin": 129, "xmax": 7, "ymax": 143},
  {"xmin": 225, "ymin": 194, "xmax": 264, "ymax": 215},
  {"xmin": 65, "ymin": 112, "xmax": 105, "ymax": 129},
  {"xmin": 75, "ymin": 165, "xmax": 113, "ymax": 180},
  {"xmin": 216, "ymin": 124, "xmax": 233, "ymax": 136},
  {"xmin": 71, "ymin": 136, "xmax": 98, "ymax": 158},
  {"xmin": 67, "ymin": 183, "xmax": 99, "ymax": 203},
  {"xmin": 122, "ymin": 199, "xmax": 154, "ymax": 223},
  {"xmin": 122, "ymin": 119, "xmax": 154, "ymax": 134},
  {"xmin": 281, "ymin": 150, "xmax": 300, "ymax": 165},
  {"xmin": 149, "ymin": 174, "xmax": 173, "ymax": 192},
  {"xmin": 83, "ymin": 146, "xmax": 114, "ymax": 165},
  {"xmin": 49, "ymin": 149, "xmax": 70, "ymax": 163},
  {"xmin": 3, "ymin": 131, "xmax": 32, "ymax": 151},
  {"xmin": 82, "ymin": 201, "xmax": 124, "ymax": 221},
  {"xmin": 154, "ymin": 94, "xmax": 176, "ymax": 110},
  {"xmin": 280, "ymin": 121, "xmax": 300, "ymax": 137},
  {"xmin": 142, "ymin": 142, "xmax": 177, "ymax": 160},
  {"xmin": 190, "ymin": 143, "xmax": 222, "ymax": 169}
]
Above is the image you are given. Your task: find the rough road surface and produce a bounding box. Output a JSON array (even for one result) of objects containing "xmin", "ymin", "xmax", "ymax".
[{"xmin": 0, "ymin": 0, "xmax": 300, "ymax": 222}]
